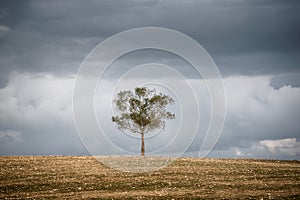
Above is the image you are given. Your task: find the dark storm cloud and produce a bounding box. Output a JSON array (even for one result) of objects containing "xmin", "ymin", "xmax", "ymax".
[{"xmin": 0, "ymin": 0, "xmax": 299, "ymax": 80}]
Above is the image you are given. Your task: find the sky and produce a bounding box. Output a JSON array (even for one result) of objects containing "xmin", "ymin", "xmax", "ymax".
[{"xmin": 0, "ymin": 0, "xmax": 299, "ymax": 160}]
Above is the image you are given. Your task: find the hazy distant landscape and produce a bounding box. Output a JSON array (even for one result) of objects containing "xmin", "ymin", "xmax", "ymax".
[{"xmin": 1, "ymin": 156, "xmax": 299, "ymax": 199}]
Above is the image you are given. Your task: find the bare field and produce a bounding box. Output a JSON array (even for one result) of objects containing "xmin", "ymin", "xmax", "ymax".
[{"xmin": 0, "ymin": 156, "xmax": 299, "ymax": 199}]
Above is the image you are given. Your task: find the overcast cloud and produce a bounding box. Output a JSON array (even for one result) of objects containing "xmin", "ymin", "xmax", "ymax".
[{"xmin": 0, "ymin": 0, "xmax": 299, "ymax": 159}]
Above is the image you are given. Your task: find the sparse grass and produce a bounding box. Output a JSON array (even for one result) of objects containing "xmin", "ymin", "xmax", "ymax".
[{"xmin": 0, "ymin": 156, "xmax": 299, "ymax": 199}]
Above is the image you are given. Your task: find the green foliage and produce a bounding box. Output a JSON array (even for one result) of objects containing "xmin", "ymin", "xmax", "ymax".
[{"xmin": 112, "ymin": 87, "xmax": 175, "ymax": 134}]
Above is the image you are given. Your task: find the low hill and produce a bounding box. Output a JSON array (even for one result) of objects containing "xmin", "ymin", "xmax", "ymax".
[{"xmin": 1, "ymin": 156, "xmax": 299, "ymax": 199}]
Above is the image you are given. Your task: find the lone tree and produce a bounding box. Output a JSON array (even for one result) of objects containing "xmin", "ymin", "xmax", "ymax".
[{"xmin": 112, "ymin": 87, "xmax": 175, "ymax": 156}]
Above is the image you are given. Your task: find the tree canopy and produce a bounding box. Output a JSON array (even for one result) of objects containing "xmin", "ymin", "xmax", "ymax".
[{"xmin": 112, "ymin": 87, "xmax": 175, "ymax": 156}]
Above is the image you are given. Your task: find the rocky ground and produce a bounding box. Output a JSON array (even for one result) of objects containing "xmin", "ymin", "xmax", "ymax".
[{"xmin": 0, "ymin": 156, "xmax": 299, "ymax": 199}]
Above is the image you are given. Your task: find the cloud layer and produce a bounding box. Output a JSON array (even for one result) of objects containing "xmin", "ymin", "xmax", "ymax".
[
  {"xmin": 0, "ymin": 0, "xmax": 299, "ymax": 81},
  {"xmin": 0, "ymin": 72, "xmax": 86, "ymax": 155},
  {"xmin": 0, "ymin": 72, "xmax": 299, "ymax": 159}
]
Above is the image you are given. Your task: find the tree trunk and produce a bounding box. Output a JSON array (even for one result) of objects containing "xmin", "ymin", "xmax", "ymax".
[{"xmin": 141, "ymin": 132, "xmax": 145, "ymax": 156}]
